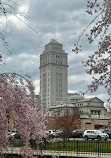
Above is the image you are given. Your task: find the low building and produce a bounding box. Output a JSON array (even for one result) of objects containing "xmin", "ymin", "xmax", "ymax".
[
  {"xmin": 75, "ymin": 97, "xmax": 107, "ymax": 118},
  {"xmin": 81, "ymin": 118, "xmax": 109, "ymax": 130},
  {"xmin": 68, "ymin": 93, "xmax": 84, "ymax": 103},
  {"xmin": 47, "ymin": 93, "xmax": 109, "ymax": 130},
  {"xmin": 68, "ymin": 94, "xmax": 109, "ymax": 130},
  {"xmin": 48, "ymin": 103, "xmax": 78, "ymax": 116}
]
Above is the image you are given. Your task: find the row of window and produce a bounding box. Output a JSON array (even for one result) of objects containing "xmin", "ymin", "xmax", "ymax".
[
  {"xmin": 90, "ymin": 110, "xmax": 101, "ymax": 115},
  {"xmin": 41, "ymin": 54, "xmax": 62, "ymax": 60},
  {"xmin": 41, "ymin": 66, "xmax": 63, "ymax": 72},
  {"xmin": 77, "ymin": 103, "xmax": 83, "ymax": 106},
  {"xmin": 40, "ymin": 55, "xmax": 64, "ymax": 66},
  {"xmin": 41, "ymin": 72, "xmax": 63, "ymax": 77},
  {"xmin": 56, "ymin": 55, "xmax": 62, "ymax": 59}
]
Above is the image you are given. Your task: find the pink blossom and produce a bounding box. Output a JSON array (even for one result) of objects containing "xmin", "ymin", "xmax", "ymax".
[
  {"xmin": 0, "ymin": 74, "xmax": 46, "ymax": 158},
  {"xmin": 73, "ymin": 0, "xmax": 111, "ymax": 104}
]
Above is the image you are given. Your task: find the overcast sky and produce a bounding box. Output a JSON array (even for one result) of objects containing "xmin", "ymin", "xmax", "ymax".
[{"xmin": 0, "ymin": 0, "xmax": 108, "ymax": 104}]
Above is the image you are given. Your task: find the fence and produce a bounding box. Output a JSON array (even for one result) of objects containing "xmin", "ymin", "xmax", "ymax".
[
  {"xmin": 39, "ymin": 139, "xmax": 111, "ymax": 157},
  {"xmin": 5, "ymin": 138, "xmax": 111, "ymax": 157}
]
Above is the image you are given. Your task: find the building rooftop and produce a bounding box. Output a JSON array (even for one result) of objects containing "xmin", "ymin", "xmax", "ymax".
[
  {"xmin": 50, "ymin": 39, "xmax": 59, "ymax": 44},
  {"xmin": 68, "ymin": 93, "xmax": 84, "ymax": 100},
  {"xmin": 76, "ymin": 97, "xmax": 104, "ymax": 103},
  {"xmin": 49, "ymin": 103, "xmax": 76, "ymax": 110}
]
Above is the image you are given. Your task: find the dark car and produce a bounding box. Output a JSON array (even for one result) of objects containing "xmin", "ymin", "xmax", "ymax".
[
  {"xmin": 14, "ymin": 133, "xmax": 21, "ymax": 139},
  {"xmin": 72, "ymin": 130, "xmax": 84, "ymax": 138}
]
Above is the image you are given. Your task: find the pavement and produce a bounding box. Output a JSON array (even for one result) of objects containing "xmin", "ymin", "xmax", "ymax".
[{"xmin": 1, "ymin": 147, "xmax": 111, "ymax": 158}]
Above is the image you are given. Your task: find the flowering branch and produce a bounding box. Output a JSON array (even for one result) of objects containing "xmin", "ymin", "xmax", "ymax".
[{"xmin": 73, "ymin": 0, "xmax": 111, "ymax": 105}]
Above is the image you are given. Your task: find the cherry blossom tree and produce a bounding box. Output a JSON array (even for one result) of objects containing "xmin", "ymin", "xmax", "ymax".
[
  {"xmin": 0, "ymin": 73, "xmax": 46, "ymax": 158},
  {"xmin": 0, "ymin": 1, "xmax": 46, "ymax": 157},
  {"xmin": 72, "ymin": 0, "xmax": 111, "ymax": 107}
]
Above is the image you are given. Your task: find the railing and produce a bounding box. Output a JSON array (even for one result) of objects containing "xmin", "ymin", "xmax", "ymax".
[
  {"xmin": 3, "ymin": 138, "xmax": 111, "ymax": 157},
  {"xmin": 39, "ymin": 138, "xmax": 111, "ymax": 157}
]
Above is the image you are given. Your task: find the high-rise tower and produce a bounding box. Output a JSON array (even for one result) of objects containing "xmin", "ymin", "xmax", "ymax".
[{"xmin": 40, "ymin": 39, "xmax": 68, "ymax": 109}]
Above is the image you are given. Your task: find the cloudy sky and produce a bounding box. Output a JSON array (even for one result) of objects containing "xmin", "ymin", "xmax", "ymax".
[{"xmin": 0, "ymin": 0, "xmax": 108, "ymax": 104}]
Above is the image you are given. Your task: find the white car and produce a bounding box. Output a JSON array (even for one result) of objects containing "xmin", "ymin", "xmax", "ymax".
[
  {"xmin": 83, "ymin": 130, "xmax": 109, "ymax": 141},
  {"xmin": 45, "ymin": 130, "xmax": 57, "ymax": 138},
  {"xmin": 7, "ymin": 131, "xmax": 16, "ymax": 137}
]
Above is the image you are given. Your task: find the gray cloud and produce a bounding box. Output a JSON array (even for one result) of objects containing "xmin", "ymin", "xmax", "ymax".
[{"xmin": 0, "ymin": 0, "xmax": 108, "ymax": 103}]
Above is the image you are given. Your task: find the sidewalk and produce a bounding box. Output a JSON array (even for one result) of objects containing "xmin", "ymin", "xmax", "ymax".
[{"xmin": 2, "ymin": 147, "xmax": 111, "ymax": 158}]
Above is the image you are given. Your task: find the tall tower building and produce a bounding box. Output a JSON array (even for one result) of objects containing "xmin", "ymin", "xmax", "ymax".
[{"xmin": 40, "ymin": 39, "xmax": 68, "ymax": 109}]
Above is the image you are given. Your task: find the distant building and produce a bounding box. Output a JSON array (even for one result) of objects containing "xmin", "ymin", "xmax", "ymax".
[
  {"xmin": 39, "ymin": 40, "xmax": 110, "ymax": 130},
  {"xmin": 68, "ymin": 94, "xmax": 107, "ymax": 118},
  {"xmin": 40, "ymin": 39, "xmax": 68, "ymax": 109},
  {"xmin": 77, "ymin": 97, "xmax": 108, "ymax": 129},
  {"xmin": 35, "ymin": 95, "xmax": 40, "ymax": 105},
  {"xmin": 75, "ymin": 97, "xmax": 106, "ymax": 118},
  {"xmin": 48, "ymin": 103, "xmax": 78, "ymax": 116},
  {"xmin": 47, "ymin": 93, "xmax": 109, "ymax": 130},
  {"xmin": 68, "ymin": 93, "xmax": 85, "ymax": 103}
]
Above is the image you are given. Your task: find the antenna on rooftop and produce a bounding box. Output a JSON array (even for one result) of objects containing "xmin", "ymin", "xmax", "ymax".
[{"xmin": 50, "ymin": 30, "xmax": 58, "ymax": 43}]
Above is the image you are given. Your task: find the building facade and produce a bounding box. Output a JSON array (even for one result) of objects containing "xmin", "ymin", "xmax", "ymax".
[
  {"xmin": 40, "ymin": 39, "xmax": 68, "ymax": 109},
  {"xmin": 47, "ymin": 94, "xmax": 109, "ymax": 130}
]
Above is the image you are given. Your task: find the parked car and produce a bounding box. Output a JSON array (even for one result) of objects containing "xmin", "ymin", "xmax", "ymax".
[
  {"xmin": 14, "ymin": 133, "xmax": 21, "ymax": 139},
  {"xmin": 7, "ymin": 131, "xmax": 21, "ymax": 140},
  {"xmin": 72, "ymin": 130, "xmax": 84, "ymax": 138},
  {"xmin": 57, "ymin": 130, "xmax": 72, "ymax": 138},
  {"xmin": 83, "ymin": 130, "xmax": 109, "ymax": 141},
  {"xmin": 100, "ymin": 129, "xmax": 111, "ymax": 139},
  {"xmin": 7, "ymin": 131, "xmax": 16, "ymax": 139},
  {"xmin": 55, "ymin": 130, "xmax": 63, "ymax": 137},
  {"xmin": 45, "ymin": 130, "xmax": 57, "ymax": 138}
]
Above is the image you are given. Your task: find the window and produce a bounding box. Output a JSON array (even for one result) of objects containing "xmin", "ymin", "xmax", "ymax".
[{"xmin": 85, "ymin": 122, "xmax": 91, "ymax": 124}]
